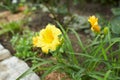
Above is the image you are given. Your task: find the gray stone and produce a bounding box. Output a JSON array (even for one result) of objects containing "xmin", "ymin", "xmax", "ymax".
[
  {"xmin": 0, "ymin": 49, "xmax": 11, "ymax": 61},
  {"xmin": 0, "ymin": 56, "xmax": 40, "ymax": 80},
  {"xmin": 63, "ymin": 14, "xmax": 89, "ymax": 30},
  {"xmin": 0, "ymin": 44, "xmax": 4, "ymax": 50}
]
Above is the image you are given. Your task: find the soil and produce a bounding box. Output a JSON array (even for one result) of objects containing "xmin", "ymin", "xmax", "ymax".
[
  {"xmin": 0, "ymin": 33, "xmax": 15, "ymax": 54},
  {"xmin": 45, "ymin": 71, "xmax": 71, "ymax": 80},
  {"xmin": 0, "ymin": 2, "xmax": 114, "ymax": 80}
]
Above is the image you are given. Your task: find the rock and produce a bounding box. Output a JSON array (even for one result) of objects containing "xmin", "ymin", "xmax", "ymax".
[
  {"xmin": 0, "ymin": 56, "xmax": 40, "ymax": 80},
  {"xmin": 0, "ymin": 49, "xmax": 11, "ymax": 61},
  {"xmin": 40, "ymin": 4, "xmax": 49, "ymax": 12},
  {"xmin": 7, "ymin": 12, "xmax": 25, "ymax": 22},
  {"xmin": 0, "ymin": 11, "xmax": 25, "ymax": 24},
  {"xmin": 63, "ymin": 14, "xmax": 89, "ymax": 30},
  {"xmin": 0, "ymin": 44, "xmax": 4, "ymax": 50},
  {"xmin": 0, "ymin": 11, "xmax": 10, "ymax": 18}
]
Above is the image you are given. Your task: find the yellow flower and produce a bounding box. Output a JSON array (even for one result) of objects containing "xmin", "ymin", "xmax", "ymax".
[
  {"xmin": 88, "ymin": 15, "xmax": 101, "ymax": 33},
  {"xmin": 91, "ymin": 24, "xmax": 100, "ymax": 33},
  {"xmin": 33, "ymin": 24, "xmax": 62, "ymax": 54},
  {"xmin": 88, "ymin": 15, "xmax": 98, "ymax": 26}
]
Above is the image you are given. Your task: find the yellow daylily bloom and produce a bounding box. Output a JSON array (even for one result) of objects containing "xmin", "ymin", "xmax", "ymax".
[
  {"xmin": 33, "ymin": 24, "xmax": 62, "ymax": 54},
  {"xmin": 91, "ymin": 24, "xmax": 101, "ymax": 33},
  {"xmin": 88, "ymin": 15, "xmax": 98, "ymax": 26},
  {"xmin": 88, "ymin": 15, "xmax": 101, "ymax": 33}
]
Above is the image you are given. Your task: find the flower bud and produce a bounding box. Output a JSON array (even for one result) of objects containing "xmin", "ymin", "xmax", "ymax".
[{"xmin": 103, "ymin": 27, "xmax": 109, "ymax": 35}]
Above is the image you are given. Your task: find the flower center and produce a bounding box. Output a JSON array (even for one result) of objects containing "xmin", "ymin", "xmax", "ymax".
[{"xmin": 43, "ymin": 30, "xmax": 54, "ymax": 43}]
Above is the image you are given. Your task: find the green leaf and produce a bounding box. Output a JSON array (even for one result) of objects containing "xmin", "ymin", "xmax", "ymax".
[
  {"xmin": 111, "ymin": 8, "xmax": 120, "ymax": 16},
  {"xmin": 110, "ymin": 16, "xmax": 120, "ymax": 34},
  {"xmin": 104, "ymin": 70, "xmax": 112, "ymax": 80},
  {"xmin": 90, "ymin": 74, "xmax": 103, "ymax": 80}
]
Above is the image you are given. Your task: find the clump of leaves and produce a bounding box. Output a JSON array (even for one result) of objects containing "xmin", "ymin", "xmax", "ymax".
[
  {"xmin": 10, "ymin": 29, "xmax": 37, "ymax": 59},
  {"xmin": 0, "ymin": 21, "xmax": 21, "ymax": 35}
]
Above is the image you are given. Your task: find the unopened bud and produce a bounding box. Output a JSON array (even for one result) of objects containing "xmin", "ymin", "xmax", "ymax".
[{"xmin": 103, "ymin": 27, "xmax": 109, "ymax": 35}]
